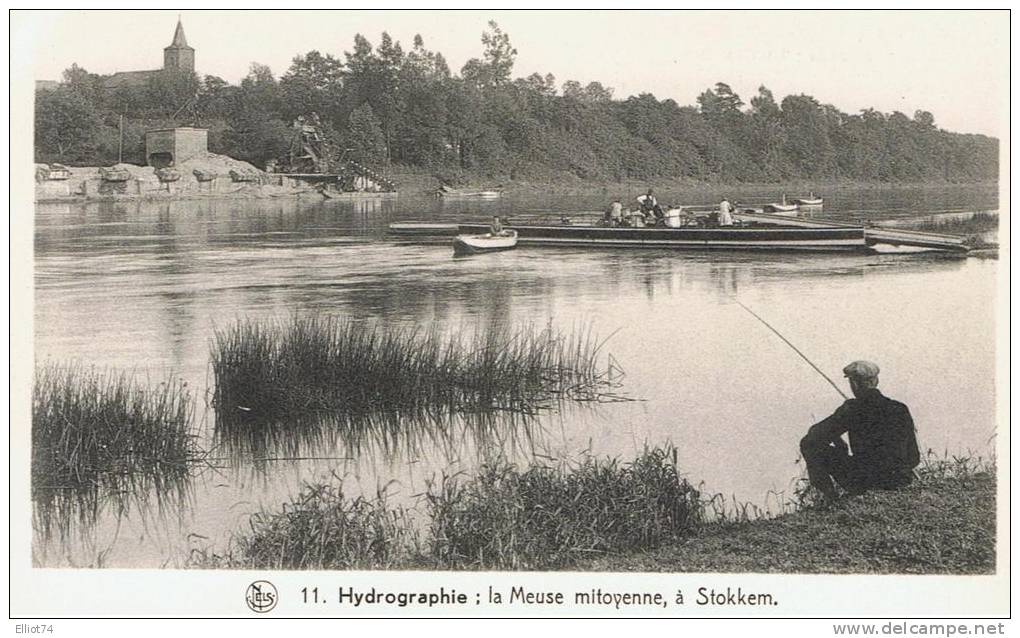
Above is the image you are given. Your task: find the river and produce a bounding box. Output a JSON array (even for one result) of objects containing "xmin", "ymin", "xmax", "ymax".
[{"xmin": 31, "ymin": 183, "xmax": 1000, "ymax": 567}]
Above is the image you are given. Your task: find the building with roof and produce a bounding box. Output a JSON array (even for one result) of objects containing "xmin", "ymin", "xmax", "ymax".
[
  {"xmin": 144, "ymin": 127, "xmax": 208, "ymax": 167},
  {"xmin": 103, "ymin": 18, "xmax": 195, "ymax": 90}
]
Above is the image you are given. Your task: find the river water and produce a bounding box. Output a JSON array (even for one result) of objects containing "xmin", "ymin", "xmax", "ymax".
[{"xmin": 32, "ymin": 184, "xmax": 1000, "ymax": 567}]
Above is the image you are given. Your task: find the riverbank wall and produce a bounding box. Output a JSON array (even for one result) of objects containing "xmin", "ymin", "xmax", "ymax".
[{"xmin": 34, "ymin": 153, "xmax": 370, "ymax": 203}]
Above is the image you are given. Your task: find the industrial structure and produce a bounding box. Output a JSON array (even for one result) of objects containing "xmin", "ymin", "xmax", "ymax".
[
  {"xmin": 144, "ymin": 127, "xmax": 209, "ymax": 168},
  {"xmin": 267, "ymin": 114, "xmax": 396, "ymax": 193}
]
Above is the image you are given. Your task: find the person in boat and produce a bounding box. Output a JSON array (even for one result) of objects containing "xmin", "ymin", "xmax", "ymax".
[
  {"xmin": 650, "ymin": 202, "xmax": 666, "ymax": 226},
  {"xmin": 799, "ymin": 361, "xmax": 920, "ymax": 502},
  {"xmin": 609, "ymin": 198, "xmax": 624, "ymax": 227},
  {"xmin": 718, "ymin": 197, "xmax": 735, "ymax": 226},
  {"xmin": 637, "ymin": 189, "xmax": 657, "ymax": 214},
  {"xmin": 489, "ymin": 216, "xmax": 507, "ymax": 236},
  {"xmin": 627, "ymin": 208, "xmax": 648, "ymax": 227}
]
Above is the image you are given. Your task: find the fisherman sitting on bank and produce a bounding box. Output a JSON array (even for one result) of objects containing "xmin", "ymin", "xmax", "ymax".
[{"xmin": 799, "ymin": 360, "xmax": 920, "ymax": 501}]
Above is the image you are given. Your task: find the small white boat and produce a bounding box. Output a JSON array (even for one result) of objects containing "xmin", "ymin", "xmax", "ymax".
[
  {"xmin": 764, "ymin": 203, "xmax": 799, "ymax": 215},
  {"xmin": 435, "ymin": 186, "xmax": 503, "ymax": 199},
  {"xmin": 793, "ymin": 194, "xmax": 824, "ymax": 206},
  {"xmin": 764, "ymin": 195, "xmax": 799, "ymax": 215},
  {"xmin": 453, "ymin": 230, "xmax": 518, "ymax": 256}
]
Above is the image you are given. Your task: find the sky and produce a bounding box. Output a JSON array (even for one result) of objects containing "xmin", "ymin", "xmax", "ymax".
[{"xmin": 14, "ymin": 9, "xmax": 1008, "ymax": 137}]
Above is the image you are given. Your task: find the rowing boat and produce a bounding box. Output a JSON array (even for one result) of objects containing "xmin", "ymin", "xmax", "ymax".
[
  {"xmin": 764, "ymin": 194, "xmax": 799, "ymax": 215},
  {"xmin": 763, "ymin": 202, "xmax": 799, "ymax": 214},
  {"xmin": 793, "ymin": 196, "xmax": 824, "ymax": 206},
  {"xmin": 435, "ymin": 186, "xmax": 503, "ymax": 199},
  {"xmin": 453, "ymin": 230, "xmax": 519, "ymax": 255}
]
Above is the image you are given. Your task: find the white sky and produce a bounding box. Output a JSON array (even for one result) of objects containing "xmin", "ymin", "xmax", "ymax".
[{"xmin": 15, "ymin": 9, "xmax": 1008, "ymax": 136}]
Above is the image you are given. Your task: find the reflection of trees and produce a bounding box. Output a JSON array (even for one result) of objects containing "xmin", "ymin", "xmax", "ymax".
[
  {"xmin": 34, "ymin": 196, "xmax": 409, "ymax": 260},
  {"xmin": 597, "ymin": 251, "xmax": 969, "ymax": 307}
]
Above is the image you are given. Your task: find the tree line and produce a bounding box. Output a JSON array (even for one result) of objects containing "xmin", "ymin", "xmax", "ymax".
[{"xmin": 35, "ymin": 21, "xmax": 998, "ymax": 183}]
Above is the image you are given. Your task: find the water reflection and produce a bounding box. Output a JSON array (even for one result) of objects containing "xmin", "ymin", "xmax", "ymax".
[
  {"xmin": 32, "ymin": 461, "xmax": 196, "ymax": 566},
  {"xmin": 212, "ymin": 404, "xmax": 546, "ymax": 477}
]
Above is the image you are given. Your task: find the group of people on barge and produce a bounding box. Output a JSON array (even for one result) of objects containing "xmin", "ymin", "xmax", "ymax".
[{"xmin": 603, "ymin": 189, "xmax": 739, "ymax": 228}]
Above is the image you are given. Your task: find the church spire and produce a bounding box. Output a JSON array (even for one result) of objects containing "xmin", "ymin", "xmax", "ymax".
[
  {"xmin": 169, "ymin": 17, "xmax": 189, "ymax": 48},
  {"xmin": 163, "ymin": 16, "xmax": 195, "ymax": 72}
]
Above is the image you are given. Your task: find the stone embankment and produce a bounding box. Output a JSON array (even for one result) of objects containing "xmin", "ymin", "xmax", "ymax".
[{"xmin": 35, "ymin": 153, "xmax": 321, "ymax": 202}]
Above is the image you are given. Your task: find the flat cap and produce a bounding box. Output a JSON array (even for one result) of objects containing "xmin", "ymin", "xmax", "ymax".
[{"xmin": 843, "ymin": 360, "xmax": 880, "ymax": 380}]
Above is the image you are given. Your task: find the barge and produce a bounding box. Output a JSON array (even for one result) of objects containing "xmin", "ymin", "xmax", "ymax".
[{"xmin": 390, "ymin": 219, "xmax": 871, "ymax": 252}]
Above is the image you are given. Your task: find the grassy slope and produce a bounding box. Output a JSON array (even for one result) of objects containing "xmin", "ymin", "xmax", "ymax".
[{"xmin": 582, "ymin": 472, "xmax": 996, "ymax": 574}]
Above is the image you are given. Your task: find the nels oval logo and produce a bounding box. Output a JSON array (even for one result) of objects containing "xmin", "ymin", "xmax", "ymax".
[{"xmin": 245, "ymin": 580, "xmax": 278, "ymax": 613}]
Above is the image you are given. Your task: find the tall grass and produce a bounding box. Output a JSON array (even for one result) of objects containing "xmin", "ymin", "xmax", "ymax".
[
  {"xmin": 198, "ymin": 479, "xmax": 420, "ymax": 570},
  {"xmin": 32, "ymin": 363, "xmax": 198, "ymax": 540},
  {"xmin": 917, "ymin": 448, "xmax": 996, "ymax": 481},
  {"xmin": 211, "ymin": 316, "xmax": 617, "ymax": 423},
  {"xmin": 913, "ymin": 212, "xmax": 999, "ymax": 236},
  {"xmin": 427, "ymin": 446, "xmax": 702, "ymax": 569},
  {"xmin": 193, "ymin": 446, "xmax": 702, "ymax": 570}
]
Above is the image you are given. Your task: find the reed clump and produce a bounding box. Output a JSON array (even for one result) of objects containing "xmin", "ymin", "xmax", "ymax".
[
  {"xmin": 202, "ymin": 480, "xmax": 420, "ymax": 570},
  {"xmin": 32, "ymin": 363, "xmax": 198, "ymax": 541},
  {"xmin": 914, "ymin": 212, "xmax": 999, "ymax": 236},
  {"xmin": 426, "ymin": 446, "xmax": 701, "ymax": 569},
  {"xmin": 32, "ymin": 363, "xmax": 197, "ymax": 490},
  {"xmin": 211, "ymin": 316, "xmax": 615, "ymax": 421}
]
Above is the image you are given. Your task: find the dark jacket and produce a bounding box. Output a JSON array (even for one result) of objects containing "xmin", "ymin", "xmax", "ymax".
[{"xmin": 805, "ymin": 388, "xmax": 920, "ymax": 485}]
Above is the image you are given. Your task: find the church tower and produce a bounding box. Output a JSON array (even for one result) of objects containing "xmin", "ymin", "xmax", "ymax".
[{"xmin": 163, "ymin": 18, "xmax": 195, "ymax": 73}]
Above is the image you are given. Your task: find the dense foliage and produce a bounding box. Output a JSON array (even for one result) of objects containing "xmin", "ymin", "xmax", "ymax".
[{"xmin": 35, "ymin": 22, "xmax": 998, "ymax": 183}]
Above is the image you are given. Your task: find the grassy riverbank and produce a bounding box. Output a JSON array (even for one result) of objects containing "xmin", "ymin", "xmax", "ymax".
[
  {"xmin": 189, "ymin": 449, "xmax": 995, "ymax": 574},
  {"xmin": 584, "ymin": 463, "xmax": 996, "ymax": 574}
]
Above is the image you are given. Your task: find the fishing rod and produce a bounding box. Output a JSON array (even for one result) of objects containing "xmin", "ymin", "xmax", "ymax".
[{"xmin": 733, "ymin": 298, "xmax": 849, "ymax": 400}]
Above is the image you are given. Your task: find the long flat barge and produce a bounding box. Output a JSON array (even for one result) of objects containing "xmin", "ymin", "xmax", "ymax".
[
  {"xmin": 456, "ymin": 222, "xmax": 869, "ymax": 251},
  {"xmin": 389, "ymin": 220, "xmax": 871, "ymax": 252}
]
